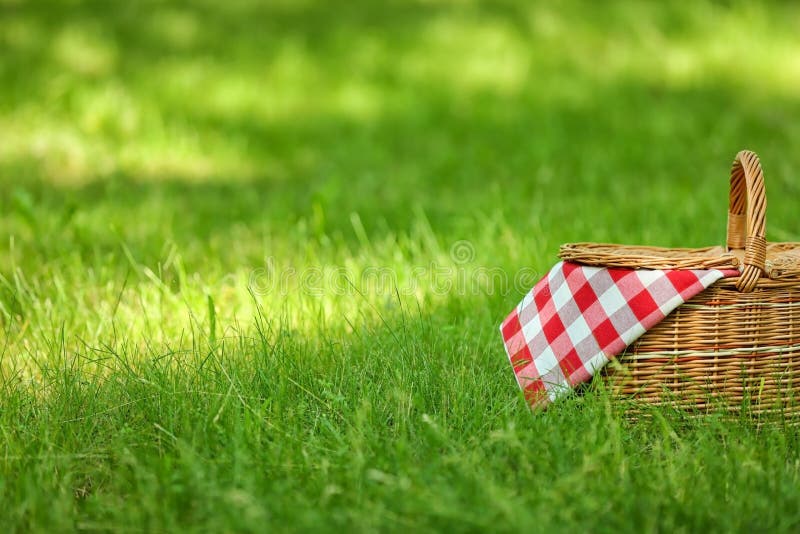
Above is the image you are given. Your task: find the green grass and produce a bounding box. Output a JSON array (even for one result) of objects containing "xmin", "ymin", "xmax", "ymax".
[{"xmin": 3, "ymin": 0, "xmax": 800, "ymax": 531}]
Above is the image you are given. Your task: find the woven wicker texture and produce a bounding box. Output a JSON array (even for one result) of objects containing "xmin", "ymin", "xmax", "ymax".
[
  {"xmin": 568, "ymin": 150, "xmax": 800, "ymax": 417},
  {"xmin": 559, "ymin": 244, "xmax": 739, "ymax": 270}
]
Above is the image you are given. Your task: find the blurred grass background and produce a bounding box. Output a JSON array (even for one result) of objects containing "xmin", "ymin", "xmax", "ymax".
[{"xmin": 3, "ymin": 0, "xmax": 800, "ymax": 531}]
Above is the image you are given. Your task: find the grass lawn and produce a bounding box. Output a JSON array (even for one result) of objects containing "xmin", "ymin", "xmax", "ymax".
[{"xmin": 4, "ymin": 0, "xmax": 800, "ymax": 531}]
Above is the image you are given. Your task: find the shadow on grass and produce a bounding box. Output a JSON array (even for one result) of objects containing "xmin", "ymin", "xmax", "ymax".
[
  {"xmin": 4, "ymin": 80, "xmax": 800, "ymax": 265},
  {"xmin": 4, "ymin": 0, "xmax": 800, "ymax": 341},
  {"xmin": 4, "ymin": 1, "xmax": 800, "ymax": 251}
]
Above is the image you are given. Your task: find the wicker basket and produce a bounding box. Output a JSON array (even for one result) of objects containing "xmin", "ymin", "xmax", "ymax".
[{"xmin": 561, "ymin": 150, "xmax": 800, "ymax": 418}]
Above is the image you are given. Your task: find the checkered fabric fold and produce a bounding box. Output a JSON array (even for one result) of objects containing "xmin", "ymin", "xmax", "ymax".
[{"xmin": 500, "ymin": 261, "xmax": 739, "ymax": 409}]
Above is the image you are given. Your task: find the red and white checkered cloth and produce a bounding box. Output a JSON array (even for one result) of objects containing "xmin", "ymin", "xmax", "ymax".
[{"xmin": 500, "ymin": 261, "xmax": 739, "ymax": 409}]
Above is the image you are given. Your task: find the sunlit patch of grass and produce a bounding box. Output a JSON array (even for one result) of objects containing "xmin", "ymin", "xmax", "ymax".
[
  {"xmin": 3, "ymin": 0, "xmax": 800, "ymax": 531},
  {"xmin": 51, "ymin": 23, "xmax": 118, "ymax": 77},
  {"xmin": 143, "ymin": 7, "xmax": 201, "ymax": 50},
  {"xmin": 4, "ymin": 1, "xmax": 800, "ymax": 189},
  {"xmin": 400, "ymin": 17, "xmax": 530, "ymax": 95}
]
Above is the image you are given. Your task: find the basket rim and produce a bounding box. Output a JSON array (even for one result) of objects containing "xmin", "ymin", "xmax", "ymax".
[{"xmin": 559, "ymin": 241, "xmax": 800, "ymax": 283}]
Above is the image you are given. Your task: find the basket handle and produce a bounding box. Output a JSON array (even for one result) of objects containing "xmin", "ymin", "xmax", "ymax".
[{"xmin": 727, "ymin": 150, "xmax": 767, "ymax": 292}]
